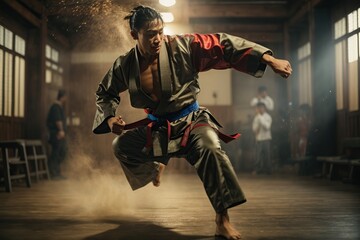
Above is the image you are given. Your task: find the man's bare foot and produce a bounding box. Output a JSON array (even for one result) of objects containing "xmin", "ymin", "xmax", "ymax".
[
  {"xmin": 215, "ymin": 211, "xmax": 241, "ymax": 239},
  {"xmin": 152, "ymin": 163, "xmax": 165, "ymax": 187}
]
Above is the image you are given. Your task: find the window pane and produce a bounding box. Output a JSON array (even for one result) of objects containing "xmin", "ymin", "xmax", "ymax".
[
  {"xmin": 14, "ymin": 56, "xmax": 25, "ymax": 117},
  {"xmin": 298, "ymin": 42, "xmax": 311, "ymax": 60},
  {"xmin": 45, "ymin": 69, "xmax": 52, "ymax": 83},
  {"xmin": 307, "ymin": 59, "xmax": 312, "ymax": 105},
  {"xmin": 46, "ymin": 45, "xmax": 51, "ymax": 59},
  {"xmin": 51, "ymin": 48, "xmax": 59, "ymax": 62},
  {"xmin": 53, "ymin": 73, "xmax": 63, "ymax": 87},
  {"xmin": 46, "ymin": 60, "xmax": 51, "ymax": 67},
  {"xmin": 4, "ymin": 52, "xmax": 13, "ymax": 116},
  {"xmin": 51, "ymin": 63, "xmax": 58, "ymax": 70},
  {"xmin": 348, "ymin": 10, "xmax": 358, "ymax": 33},
  {"xmin": 348, "ymin": 35, "xmax": 358, "ymax": 63},
  {"xmin": 0, "ymin": 25, "xmax": 4, "ymax": 46},
  {"xmin": 335, "ymin": 41, "xmax": 345, "ymax": 110},
  {"xmin": 19, "ymin": 58, "xmax": 25, "ymax": 117},
  {"xmin": 348, "ymin": 60, "xmax": 359, "ymax": 111},
  {"xmin": 15, "ymin": 35, "xmax": 25, "ymax": 56},
  {"xmin": 0, "ymin": 49, "xmax": 3, "ymax": 115},
  {"xmin": 14, "ymin": 56, "xmax": 19, "ymax": 117},
  {"xmin": 298, "ymin": 58, "xmax": 312, "ymax": 106},
  {"xmin": 4, "ymin": 28, "xmax": 13, "ymax": 50},
  {"xmin": 359, "ymin": 33, "xmax": 360, "ymax": 58},
  {"xmin": 334, "ymin": 18, "xmax": 346, "ymax": 39}
]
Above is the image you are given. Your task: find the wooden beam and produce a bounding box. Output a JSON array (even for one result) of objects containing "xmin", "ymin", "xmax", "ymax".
[
  {"xmin": 288, "ymin": 0, "xmax": 326, "ymax": 26},
  {"xmin": 188, "ymin": 3, "xmax": 288, "ymax": 19},
  {"xmin": 18, "ymin": 0, "xmax": 43, "ymax": 16},
  {"xmin": 229, "ymin": 32, "xmax": 283, "ymax": 43},
  {"xmin": 192, "ymin": 23, "xmax": 283, "ymax": 33},
  {"xmin": 2, "ymin": 0, "xmax": 41, "ymax": 27}
]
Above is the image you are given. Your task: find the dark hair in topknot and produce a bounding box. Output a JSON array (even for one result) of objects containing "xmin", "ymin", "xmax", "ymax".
[{"xmin": 124, "ymin": 5, "xmax": 163, "ymax": 31}]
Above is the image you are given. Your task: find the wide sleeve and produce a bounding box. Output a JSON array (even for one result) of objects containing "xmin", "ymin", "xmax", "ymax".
[
  {"xmin": 92, "ymin": 57, "xmax": 128, "ymax": 134},
  {"xmin": 188, "ymin": 33, "xmax": 272, "ymax": 77}
]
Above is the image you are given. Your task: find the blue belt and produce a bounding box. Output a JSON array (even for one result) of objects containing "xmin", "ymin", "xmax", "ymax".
[{"xmin": 147, "ymin": 101, "xmax": 199, "ymax": 123}]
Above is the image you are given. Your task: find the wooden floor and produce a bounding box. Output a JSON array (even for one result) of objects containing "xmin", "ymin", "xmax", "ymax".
[{"xmin": 0, "ymin": 169, "xmax": 359, "ymax": 240}]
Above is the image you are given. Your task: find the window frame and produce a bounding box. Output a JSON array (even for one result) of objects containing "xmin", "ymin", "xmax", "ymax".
[
  {"xmin": 334, "ymin": 8, "xmax": 360, "ymax": 112},
  {"xmin": 0, "ymin": 24, "xmax": 26, "ymax": 118}
]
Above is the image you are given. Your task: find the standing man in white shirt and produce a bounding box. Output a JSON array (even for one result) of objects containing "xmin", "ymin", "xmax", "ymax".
[
  {"xmin": 250, "ymin": 86, "xmax": 274, "ymax": 111},
  {"xmin": 252, "ymin": 102, "xmax": 272, "ymax": 174}
]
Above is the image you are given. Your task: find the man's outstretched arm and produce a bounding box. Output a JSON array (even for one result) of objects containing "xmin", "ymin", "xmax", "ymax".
[{"xmin": 261, "ymin": 53, "xmax": 292, "ymax": 78}]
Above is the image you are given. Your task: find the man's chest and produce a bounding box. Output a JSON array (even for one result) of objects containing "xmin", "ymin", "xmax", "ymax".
[{"xmin": 139, "ymin": 60, "xmax": 161, "ymax": 101}]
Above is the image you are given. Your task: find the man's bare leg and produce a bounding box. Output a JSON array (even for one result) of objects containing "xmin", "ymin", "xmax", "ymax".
[
  {"xmin": 152, "ymin": 163, "xmax": 165, "ymax": 187},
  {"xmin": 215, "ymin": 210, "xmax": 242, "ymax": 239}
]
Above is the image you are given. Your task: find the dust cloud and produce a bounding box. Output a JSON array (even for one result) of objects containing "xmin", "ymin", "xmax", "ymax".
[
  {"xmin": 43, "ymin": 0, "xmax": 198, "ymax": 220},
  {"xmin": 57, "ymin": 142, "xmax": 165, "ymax": 220},
  {"xmin": 46, "ymin": 0, "xmax": 144, "ymax": 52}
]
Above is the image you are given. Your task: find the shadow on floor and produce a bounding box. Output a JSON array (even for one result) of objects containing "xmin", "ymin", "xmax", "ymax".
[
  {"xmin": 84, "ymin": 219, "xmax": 213, "ymax": 240},
  {"xmin": 0, "ymin": 217, "xmax": 215, "ymax": 240}
]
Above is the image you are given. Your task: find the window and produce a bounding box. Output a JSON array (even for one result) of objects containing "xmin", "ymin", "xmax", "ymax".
[
  {"xmin": 45, "ymin": 44, "xmax": 63, "ymax": 86},
  {"xmin": 334, "ymin": 8, "xmax": 360, "ymax": 111},
  {"xmin": 297, "ymin": 42, "xmax": 312, "ymax": 106},
  {"xmin": 335, "ymin": 40, "xmax": 346, "ymax": 110},
  {"xmin": 348, "ymin": 34, "xmax": 358, "ymax": 111},
  {"xmin": 334, "ymin": 18, "xmax": 346, "ymax": 39},
  {"xmin": 0, "ymin": 25, "xmax": 25, "ymax": 117}
]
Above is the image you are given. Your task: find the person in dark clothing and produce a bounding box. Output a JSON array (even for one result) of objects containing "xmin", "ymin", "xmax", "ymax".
[{"xmin": 47, "ymin": 89, "xmax": 67, "ymax": 179}]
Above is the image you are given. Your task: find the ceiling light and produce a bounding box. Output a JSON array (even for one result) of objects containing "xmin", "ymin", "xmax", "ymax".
[{"xmin": 159, "ymin": 0, "xmax": 176, "ymax": 7}]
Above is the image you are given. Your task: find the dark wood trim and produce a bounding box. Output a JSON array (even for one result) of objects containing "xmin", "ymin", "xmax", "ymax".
[
  {"xmin": 288, "ymin": 0, "xmax": 326, "ymax": 26},
  {"xmin": 2, "ymin": 0, "xmax": 41, "ymax": 27},
  {"xmin": 18, "ymin": 0, "xmax": 43, "ymax": 16}
]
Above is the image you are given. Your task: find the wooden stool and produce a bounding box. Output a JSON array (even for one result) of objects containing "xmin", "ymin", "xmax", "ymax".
[
  {"xmin": 0, "ymin": 140, "xmax": 32, "ymax": 192},
  {"xmin": 25, "ymin": 140, "xmax": 51, "ymax": 182}
]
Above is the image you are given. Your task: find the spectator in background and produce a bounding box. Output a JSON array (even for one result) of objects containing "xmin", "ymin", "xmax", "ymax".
[
  {"xmin": 250, "ymin": 85, "xmax": 274, "ymax": 111},
  {"xmin": 296, "ymin": 104, "xmax": 312, "ymax": 158},
  {"xmin": 46, "ymin": 89, "xmax": 67, "ymax": 179},
  {"xmin": 252, "ymin": 102, "xmax": 272, "ymax": 175}
]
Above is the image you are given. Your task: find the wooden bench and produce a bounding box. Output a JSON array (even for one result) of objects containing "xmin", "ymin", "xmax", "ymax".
[
  {"xmin": 291, "ymin": 156, "xmax": 317, "ymax": 176},
  {"xmin": 344, "ymin": 159, "xmax": 360, "ymax": 183},
  {"xmin": 317, "ymin": 138, "xmax": 360, "ymax": 181},
  {"xmin": 24, "ymin": 140, "xmax": 51, "ymax": 182},
  {"xmin": 0, "ymin": 140, "xmax": 32, "ymax": 192}
]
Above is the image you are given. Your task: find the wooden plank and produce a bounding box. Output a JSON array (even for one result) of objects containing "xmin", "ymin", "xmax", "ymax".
[{"xmin": 0, "ymin": 173, "xmax": 359, "ymax": 239}]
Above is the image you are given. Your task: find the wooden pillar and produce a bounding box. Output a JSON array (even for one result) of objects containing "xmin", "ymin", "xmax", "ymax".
[
  {"xmin": 311, "ymin": 4, "xmax": 337, "ymax": 155},
  {"xmin": 25, "ymin": 5, "xmax": 47, "ymax": 140},
  {"xmin": 283, "ymin": 23, "xmax": 292, "ymax": 106},
  {"xmin": 39, "ymin": 7, "xmax": 47, "ymax": 141}
]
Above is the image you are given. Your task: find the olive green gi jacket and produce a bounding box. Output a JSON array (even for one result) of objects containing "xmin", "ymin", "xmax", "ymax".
[{"xmin": 93, "ymin": 33, "xmax": 271, "ymax": 136}]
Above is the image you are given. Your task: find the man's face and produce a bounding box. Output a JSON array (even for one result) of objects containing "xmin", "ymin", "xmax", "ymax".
[
  {"xmin": 256, "ymin": 105, "xmax": 265, "ymax": 114},
  {"xmin": 134, "ymin": 19, "xmax": 164, "ymax": 56}
]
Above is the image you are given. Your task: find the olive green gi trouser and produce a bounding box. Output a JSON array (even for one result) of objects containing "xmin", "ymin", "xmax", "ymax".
[{"xmin": 112, "ymin": 111, "xmax": 246, "ymax": 213}]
